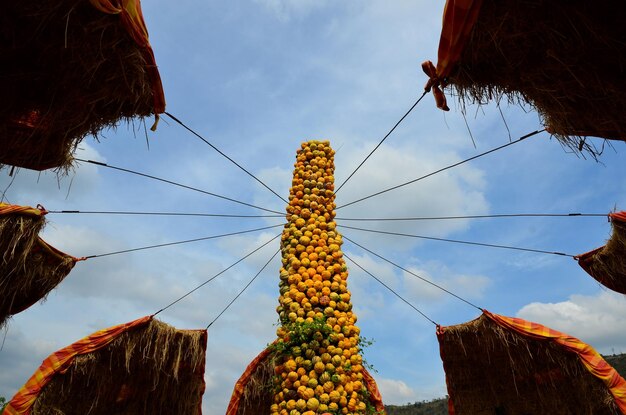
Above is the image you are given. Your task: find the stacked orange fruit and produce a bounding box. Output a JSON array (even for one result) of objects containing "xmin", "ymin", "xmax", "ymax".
[{"xmin": 271, "ymin": 141, "xmax": 369, "ymax": 415}]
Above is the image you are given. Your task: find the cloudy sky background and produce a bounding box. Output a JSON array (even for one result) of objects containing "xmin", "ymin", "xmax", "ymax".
[{"xmin": 2, "ymin": 1, "xmax": 626, "ymax": 413}]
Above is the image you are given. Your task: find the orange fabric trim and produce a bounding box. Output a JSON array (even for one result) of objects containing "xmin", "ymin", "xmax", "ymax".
[
  {"xmin": 362, "ymin": 367, "xmax": 385, "ymax": 413},
  {"xmin": 4, "ymin": 316, "xmax": 153, "ymax": 415},
  {"xmin": 35, "ymin": 237, "xmax": 82, "ymax": 264},
  {"xmin": 423, "ymin": 0, "xmax": 484, "ymax": 111},
  {"xmin": 422, "ymin": 61, "xmax": 450, "ymax": 111},
  {"xmin": 575, "ymin": 245, "xmax": 603, "ymax": 266},
  {"xmin": 89, "ymin": 0, "xmax": 149, "ymax": 44},
  {"xmin": 89, "ymin": 0, "xmax": 166, "ymax": 114},
  {"xmin": 0, "ymin": 202, "xmax": 46, "ymax": 217},
  {"xmin": 610, "ymin": 211, "xmax": 626, "ymax": 223},
  {"xmin": 483, "ymin": 310, "xmax": 626, "ymax": 414}
]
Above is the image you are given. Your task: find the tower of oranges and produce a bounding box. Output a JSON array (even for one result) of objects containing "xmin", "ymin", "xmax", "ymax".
[{"xmin": 271, "ymin": 140, "xmax": 373, "ymax": 415}]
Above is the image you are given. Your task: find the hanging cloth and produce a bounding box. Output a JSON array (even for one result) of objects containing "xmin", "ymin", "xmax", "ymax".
[{"xmin": 422, "ymin": 0, "xmax": 484, "ymax": 111}]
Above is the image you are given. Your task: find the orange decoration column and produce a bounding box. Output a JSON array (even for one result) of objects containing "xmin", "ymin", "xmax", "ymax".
[{"xmin": 270, "ymin": 140, "xmax": 380, "ymax": 415}]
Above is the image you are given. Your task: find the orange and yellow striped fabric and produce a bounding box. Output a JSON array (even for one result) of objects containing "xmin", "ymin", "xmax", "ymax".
[
  {"xmin": 89, "ymin": 0, "xmax": 165, "ymax": 114},
  {"xmin": 0, "ymin": 203, "xmax": 47, "ymax": 217},
  {"xmin": 362, "ymin": 366, "xmax": 385, "ymax": 414},
  {"xmin": 484, "ymin": 310, "xmax": 626, "ymax": 414},
  {"xmin": 422, "ymin": 0, "xmax": 484, "ymax": 111},
  {"xmin": 4, "ymin": 316, "xmax": 153, "ymax": 415},
  {"xmin": 610, "ymin": 211, "xmax": 626, "ymax": 223}
]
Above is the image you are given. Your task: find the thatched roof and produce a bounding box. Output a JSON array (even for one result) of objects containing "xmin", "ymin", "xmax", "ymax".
[
  {"xmin": 226, "ymin": 347, "xmax": 276, "ymax": 415},
  {"xmin": 576, "ymin": 211, "xmax": 626, "ymax": 294},
  {"xmin": 0, "ymin": 0, "xmax": 165, "ymax": 171},
  {"xmin": 5, "ymin": 316, "xmax": 207, "ymax": 415},
  {"xmin": 226, "ymin": 346, "xmax": 386, "ymax": 415},
  {"xmin": 438, "ymin": 311, "xmax": 626, "ymax": 414},
  {"xmin": 0, "ymin": 203, "xmax": 79, "ymax": 327},
  {"xmin": 0, "ymin": 204, "xmax": 46, "ymax": 267},
  {"xmin": 426, "ymin": 0, "xmax": 626, "ymax": 150}
]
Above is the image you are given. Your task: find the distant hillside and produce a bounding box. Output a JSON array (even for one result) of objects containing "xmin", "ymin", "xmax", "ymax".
[
  {"xmin": 386, "ymin": 353, "xmax": 626, "ymax": 415},
  {"xmin": 605, "ymin": 353, "xmax": 626, "ymax": 377},
  {"xmin": 385, "ymin": 398, "xmax": 448, "ymax": 415}
]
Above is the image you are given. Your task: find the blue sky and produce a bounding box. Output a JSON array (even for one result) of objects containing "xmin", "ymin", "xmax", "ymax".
[{"xmin": 2, "ymin": 1, "xmax": 626, "ymax": 413}]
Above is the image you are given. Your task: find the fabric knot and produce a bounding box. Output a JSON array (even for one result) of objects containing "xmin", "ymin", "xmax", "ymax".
[
  {"xmin": 422, "ymin": 60, "xmax": 450, "ymax": 111},
  {"xmin": 150, "ymin": 113, "xmax": 160, "ymax": 131}
]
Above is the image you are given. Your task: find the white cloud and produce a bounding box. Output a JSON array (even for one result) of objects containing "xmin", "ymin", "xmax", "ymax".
[
  {"xmin": 215, "ymin": 231, "xmax": 283, "ymax": 274},
  {"xmin": 0, "ymin": 222, "xmax": 280, "ymax": 408},
  {"xmin": 0, "ymin": 142, "xmax": 103, "ymax": 207},
  {"xmin": 403, "ymin": 263, "xmax": 490, "ymax": 304},
  {"xmin": 343, "ymin": 251, "xmax": 490, "ymax": 315},
  {"xmin": 253, "ymin": 0, "xmax": 330, "ymax": 22},
  {"xmin": 0, "ymin": 327, "xmax": 56, "ymax": 398},
  {"xmin": 334, "ymin": 141, "xmax": 489, "ymax": 251},
  {"xmin": 37, "ymin": 223, "xmax": 178, "ymax": 305},
  {"xmin": 504, "ymin": 252, "xmax": 565, "ymax": 271},
  {"xmin": 3, "ymin": 1, "xmax": 625, "ymax": 413},
  {"xmin": 517, "ymin": 290, "xmax": 626, "ymax": 354},
  {"xmin": 25, "ymin": 222, "xmax": 278, "ymax": 329},
  {"xmin": 377, "ymin": 378, "xmax": 416, "ymax": 405},
  {"xmin": 252, "ymin": 165, "xmax": 292, "ymax": 216},
  {"xmin": 343, "ymin": 252, "xmax": 399, "ymax": 319}
]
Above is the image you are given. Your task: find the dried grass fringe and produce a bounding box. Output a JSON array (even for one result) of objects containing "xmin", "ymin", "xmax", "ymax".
[
  {"xmin": 447, "ymin": 0, "xmax": 626, "ymax": 156},
  {"xmin": 0, "ymin": 214, "xmax": 72, "ymax": 328},
  {"xmin": 32, "ymin": 319, "xmax": 207, "ymax": 415},
  {"xmin": 440, "ymin": 314, "xmax": 621, "ymax": 414},
  {"xmin": 234, "ymin": 354, "xmax": 277, "ymax": 415},
  {"xmin": 586, "ymin": 220, "xmax": 626, "ymax": 294},
  {"xmin": 0, "ymin": 212, "xmax": 45, "ymax": 266},
  {"xmin": 0, "ymin": 0, "xmax": 157, "ymax": 171}
]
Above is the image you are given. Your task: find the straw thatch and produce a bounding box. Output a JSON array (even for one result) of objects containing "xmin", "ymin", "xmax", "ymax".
[
  {"xmin": 31, "ymin": 319, "xmax": 207, "ymax": 415},
  {"xmin": 446, "ymin": 0, "xmax": 626, "ymax": 151},
  {"xmin": 577, "ymin": 216, "xmax": 626, "ymax": 294},
  {"xmin": 1, "ymin": 239, "xmax": 77, "ymax": 328},
  {"xmin": 0, "ymin": 0, "xmax": 163, "ymax": 171},
  {"xmin": 231, "ymin": 351, "xmax": 277, "ymax": 415},
  {"xmin": 227, "ymin": 347, "xmax": 386, "ymax": 415},
  {"xmin": 0, "ymin": 206, "xmax": 46, "ymax": 269},
  {"xmin": 0, "ymin": 208, "xmax": 77, "ymax": 327},
  {"xmin": 438, "ymin": 314, "xmax": 622, "ymax": 414}
]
